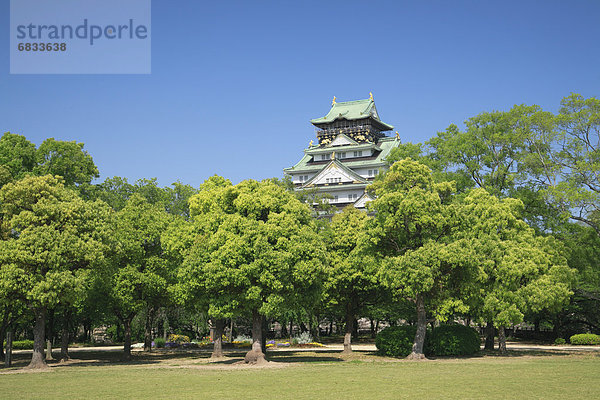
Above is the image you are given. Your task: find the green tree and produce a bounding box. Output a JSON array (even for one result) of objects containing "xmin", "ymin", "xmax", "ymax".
[
  {"xmin": 182, "ymin": 178, "xmax": 326, "ymax": 364},
  {"xmin": 367, "ymin": 159, "xmax": 477, "ymax": 359},
  {"xmin": 164, "ymin": 181, "xmax": 198, "ymax": 219},
  {"xmin": 34, "ymin": 138, "xmax": 99, "ymax": 187},
  {"xmin": 461, "ymin": 189, "xmax": 574, "ymax": 353},
  {"xmin": 105, "ymin": 194, "xmax": 172, "ymax": 360},
  {"xmin": 92, "ymin": 176, "xmax": 136, "ymax": 211},
  {"xmin": 534, "ymin": 94, "xmax": 600, "ymax": 235},
  {"xmin": 323, "ymin": 206, "xmax": 380, "ymax": 353},
  {"xmin": 0, "ymin": 175, "xmax": 110, "ymax": 368},
  {"xmin": 0, "ymin": 132, "xmax": 37, "ymax": 183}
]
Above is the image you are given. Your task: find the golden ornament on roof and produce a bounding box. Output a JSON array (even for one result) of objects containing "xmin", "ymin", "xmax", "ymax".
[
  {"xmin": 369, "ymin": 92, "xmax": 373, "ymax": 100},
  {"xmin": 332, "ymin": 96, "xmax": 336, "ymax": 105},
  {"xmin": 395, "ymin": 131, "xmax": 399, "ymax": 139},
  {"xmin": 309, "ymin": 140, "xmax": 314, "ymax": 147}
]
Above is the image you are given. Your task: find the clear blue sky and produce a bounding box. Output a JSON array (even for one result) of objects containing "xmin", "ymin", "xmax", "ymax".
[{"xmin": 1, "ymin": 0, "xmax": 599, "ymax": 187}]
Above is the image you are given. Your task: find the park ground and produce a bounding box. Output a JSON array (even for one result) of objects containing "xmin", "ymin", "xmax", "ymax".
[{"xmin": 1, "ymin": 344, "xmax": 599, "ymax": 399}]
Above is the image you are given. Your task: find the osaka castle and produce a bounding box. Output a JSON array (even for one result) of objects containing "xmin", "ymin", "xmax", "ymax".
[{"xmin": 284, "ymin": 94, "xmax": 400, "ymax": 211}]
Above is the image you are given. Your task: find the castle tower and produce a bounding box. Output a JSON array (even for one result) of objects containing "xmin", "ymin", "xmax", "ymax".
[{"xmin": 284, "ymin": 95, "xmax": 400, "ymax": 212}]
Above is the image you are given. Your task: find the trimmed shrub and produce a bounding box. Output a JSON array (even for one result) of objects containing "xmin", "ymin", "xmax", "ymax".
[
  {"xmin": 154, "ymin": 337, "xmax": 166, "ymax": 348},
  {"xmin": 376, "ymin": 325, "xmax": 418, "ymax": 357},
  {"xmin": 428, "ymin": 324, "xmax": 480, "ymax": 356},
  {"xmin": 554, "ymin": 337, "xmax": 566, "ymax": 345},
  {"xmin": 569, "ymin": 333, "xmax": 600, "ymax": 345},
  {"xmin": 376, "ymin": 324, "xmax": 480, "ymax": 358},
  {"xmin": 12, "ymin": 340, "xmax": 34, "ymax": 349}
]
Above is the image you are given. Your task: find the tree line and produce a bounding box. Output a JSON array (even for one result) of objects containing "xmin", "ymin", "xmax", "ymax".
[{"xmin": 0, "ymin": 93, "xmax": 598, "ymax": 368}]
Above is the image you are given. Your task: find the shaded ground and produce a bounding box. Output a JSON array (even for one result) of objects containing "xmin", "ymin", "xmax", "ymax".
[
  {"xmin": 3, "ymin": 341, "xmax": 599, "ymax": 371},
  {"xmin": 1, "ymin": 347, "xmax": 599, "ymax": 399}
]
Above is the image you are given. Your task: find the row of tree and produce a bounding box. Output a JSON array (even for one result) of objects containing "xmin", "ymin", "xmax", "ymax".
[{"xmin": 1, "ymin": 93, "xmax": 599, "ymax": 369}]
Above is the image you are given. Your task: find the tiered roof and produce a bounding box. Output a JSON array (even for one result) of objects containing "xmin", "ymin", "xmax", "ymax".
[
  {"xmin": 283, "ymin": 136, "xmax": 399, "ymax": 174},
  {"xmin": 310, "ymin": 97, "xmax": 394, "ymax": 131}
]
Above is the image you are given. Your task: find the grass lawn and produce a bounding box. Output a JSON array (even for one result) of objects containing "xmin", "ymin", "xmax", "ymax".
[{"xmin": 1, "ymin": 349, "xmax": 599, "ymax": 399}]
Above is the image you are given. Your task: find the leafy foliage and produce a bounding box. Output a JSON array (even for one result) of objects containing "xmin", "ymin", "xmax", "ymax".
[
  {"xmin": 180, "ymin": 177, "xmax": 326, "ymax": 319},
  {"xmin": 0, "ymin": 132, "xmax": 36, "ymax": 182},
  {"xmin": 569, "ymin": 333, "xmax": 600, "ymax": 345},
  {"xmin": 427, "ymin": 324, "xmax": 480, "ymax": 356},
  {"xmin": 10, "ymin": 339, "xmax": 34, "ymax": 350},
  {"xmin": 376, "ymin": 325, "xmax": 420, "ymax": 357},
  {"xmin": 34, "ymin": 138, "xmax": 99, "ymax": 187}
]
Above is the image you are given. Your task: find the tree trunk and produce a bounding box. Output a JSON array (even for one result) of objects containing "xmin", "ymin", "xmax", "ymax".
[
  {"xmin": 123, "ymin": 318, "xmax": 132, "ymax": 361},
  {"xmin": 261, "ymin": 316, "xmax": 267, "ymax": 354},
  {"xmin": 300, "ymin": 322, "xmax": 308, "ymax": 333},
  {"xmin": 342, "ymin": 306, "xmax": 354, "ymax": 354},
  {"xmin": 211, "ymin": 319, "xmax": 225, "ymax": 359},
  {"xmin": 498, "ymin": 326, "xmax": 507, "ymax": 354},
  {"xmin": 228, "ymin": 319, "xmax": 233, "ymax": 343},
  {"xmin": 484, "ymin": 321, "xmax": 495, "ymax": 350},
  {"xmin": 144, "ymin": 307, "xmax": 155, "ymax": 352},
  {"xmin": 47, "ymin": 308, "xmax": 55, "ymax": 347},
  {"xmin": 83, "ymin": 321, "xmax": 91, "ymax": 343},
  {"xmin": 0, "ymin": 306, "xmax": 9, "ymax": 361},
  {"xmin": 5, "ymin": 330, "xmax": 13, "ymax": 367},
  {"xmin": 408, "ymin": 294, "xmax": 427, "ymax": 360},
  {"xmin": 244, "ymin": 310, "xmax": 267, "ymax": 364},
  {"xmin": 27, "ymin": 308, "xmax": 48, "ymax": 369},
  {"xmin": 281, "ymin": 319, "xmax": 288, "ymax": 338},
  {"xmin": 60, "ymin": 309, "xmax": 71, "ymax": 361},
  {"xmin": 370, "ymin": 318, "xmax": 376, "ymax": 339},
  {"xmin": 0, "ymin": 323, "xmax": 5, "ymax": 361},
  {"xmin": 46, "ymin": 339, "xmax": 54, "ymax": 360},
  {"xmin": 163, "ymin": 315, "xmax": 169, "ymax": 342},
  {"xmin": 289, "ymin": 320, "xmax": 293, "ymax": 341}
]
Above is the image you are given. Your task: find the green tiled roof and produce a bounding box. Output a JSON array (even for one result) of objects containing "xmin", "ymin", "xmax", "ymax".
[
  {"xmin": 305, "ymin": 142, "xmax": 381, "ymax": 155},
  {"xmin": 284, "ymin": 137, "xmax": 400, "ymax": 174},
  {"xmin": 310, "ymin": 98, "xmax": 394, "ymax": 131}
]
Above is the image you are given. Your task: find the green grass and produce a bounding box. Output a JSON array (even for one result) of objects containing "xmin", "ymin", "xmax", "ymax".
[{"xmin": 1, "ymin": 351, "xmax": 599, "ymax": 399}]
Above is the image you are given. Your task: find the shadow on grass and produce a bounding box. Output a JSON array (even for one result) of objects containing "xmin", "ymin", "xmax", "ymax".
[
  {"xmin": 267, "ymin": 350, "xmax": 344, "ymax": 364},
  {"xmin": 4, "ymin": 345, "xmax": 597, "ymax": 372}
]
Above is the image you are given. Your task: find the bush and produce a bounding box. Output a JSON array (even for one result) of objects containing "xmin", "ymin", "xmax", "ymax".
[
  {"xmin": 376, "ymin": 325, "xmax": 418, "ymax": 357},
  {"xmin": 569, "ymin": 333, "xmax": 600, "ymax": 345},
  {"xmin": 154, "ymin": 337, "xmax": 166, "ymax": 348},
  {"xmin": 554, "ymin": 338, "xmax": 566, "ymax": 345},
  {"xmin": 427, "ymin": 324, "xmax": 480, "ymax": 356},
  {"xmin": 376, "ymin": 324, "xmax": 480, "ymax": 358},
  {"xmin": 12, "ymin": 340, "xmax": 34, "ymax": 350}
]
